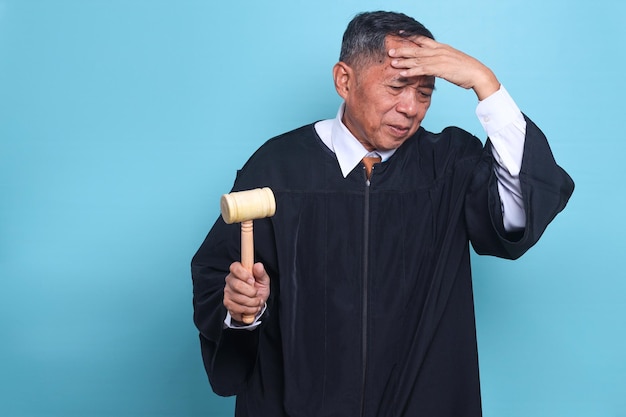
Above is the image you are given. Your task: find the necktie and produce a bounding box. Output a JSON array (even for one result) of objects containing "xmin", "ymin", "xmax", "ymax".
[{"xmin": 362, "ymin": 155, "xmax": 381, "ymax": 179}]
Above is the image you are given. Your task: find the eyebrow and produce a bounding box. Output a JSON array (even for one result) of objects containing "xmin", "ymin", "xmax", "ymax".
[{"xmin": 395, "ymin": 77, "xmax": 436, "ymax": 90}]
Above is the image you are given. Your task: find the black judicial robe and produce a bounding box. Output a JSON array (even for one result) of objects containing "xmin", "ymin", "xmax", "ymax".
[{"xmin": 192, "ymin": 117, "xmax": 573, "ymax": 417}]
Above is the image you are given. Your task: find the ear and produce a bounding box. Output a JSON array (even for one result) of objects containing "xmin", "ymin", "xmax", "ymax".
[{"xmin": 333, "ymin": 62, "xmax": 353, "ymax": 101}]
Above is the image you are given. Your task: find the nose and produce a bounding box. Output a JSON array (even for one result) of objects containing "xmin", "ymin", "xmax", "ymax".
[{"xmin": 395, "ymin": 89, "xmax": 420, "ymax": 118}]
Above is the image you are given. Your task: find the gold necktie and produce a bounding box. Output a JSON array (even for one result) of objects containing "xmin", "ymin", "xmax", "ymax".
[{"xmin": 362, "ymin": 156, "xmax": 381, "ymax": 179}]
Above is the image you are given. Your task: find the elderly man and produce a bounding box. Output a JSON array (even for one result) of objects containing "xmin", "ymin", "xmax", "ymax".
[{"xmin": 192, "ymin": 11, "xmax": 573, "ymax": 417}]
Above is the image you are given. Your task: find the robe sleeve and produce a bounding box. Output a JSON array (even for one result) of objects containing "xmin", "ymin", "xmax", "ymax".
[
  {"xmin": 191, "ymin": 216, "xmax": 260, "ymax": 396},
  {"xmin": 465, "ymin": 115, "xmax": 574, "ymax": 259}
]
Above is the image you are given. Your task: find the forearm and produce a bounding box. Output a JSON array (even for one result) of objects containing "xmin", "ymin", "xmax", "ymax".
[{"xmin": 476, "ymin": 85, "xmax": 527, "ymax": 231}]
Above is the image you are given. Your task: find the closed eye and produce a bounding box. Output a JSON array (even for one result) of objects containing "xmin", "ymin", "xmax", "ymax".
[{"xmin": 387, "ymin": 85, "xmax": 405, "ymax": 93}]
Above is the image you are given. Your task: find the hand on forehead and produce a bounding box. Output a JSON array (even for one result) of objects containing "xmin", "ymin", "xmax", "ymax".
[
  {"xmin": 384, "ymin": 36, "xmax": 436, "ymax": 87},
  {"xmin": 385, "ymin": 34, "xmax": 499, "ymax": 98}
]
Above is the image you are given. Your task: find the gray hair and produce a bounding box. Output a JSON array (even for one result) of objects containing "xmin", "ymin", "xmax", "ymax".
[{"xmin": 339, "ymin": 11, "xmax": 434, "ymax": 68}]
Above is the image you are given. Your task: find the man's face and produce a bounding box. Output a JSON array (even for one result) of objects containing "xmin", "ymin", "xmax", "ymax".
[{"xmin": 336, "ymin": 36, "xmax": 435, "ymax": 152}]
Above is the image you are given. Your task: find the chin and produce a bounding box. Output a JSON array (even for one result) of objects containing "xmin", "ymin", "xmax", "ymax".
[{"xmin": 376, "ymin": 140, "xmax": 405, "ymax": 152}]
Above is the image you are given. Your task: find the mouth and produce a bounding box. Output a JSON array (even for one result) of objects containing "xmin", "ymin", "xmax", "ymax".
[{"xmin": 387, "ymin": 124, "xmax": 411, "ymax": 137}]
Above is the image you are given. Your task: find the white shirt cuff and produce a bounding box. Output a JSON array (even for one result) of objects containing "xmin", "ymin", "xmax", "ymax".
[{"xmin": 223, "ymin": 303, "xmax": 267, "ymax": 330}]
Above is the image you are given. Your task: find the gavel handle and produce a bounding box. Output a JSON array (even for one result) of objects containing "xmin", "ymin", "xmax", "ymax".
[{"xmin": 240, "ymin": 220, "xmax": 255, "ymax": 324}]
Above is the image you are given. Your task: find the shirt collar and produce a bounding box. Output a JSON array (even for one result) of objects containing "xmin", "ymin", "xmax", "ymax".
[{"xmin": 324, "ymin": 103, "xmax": 396, "ymax": 178}]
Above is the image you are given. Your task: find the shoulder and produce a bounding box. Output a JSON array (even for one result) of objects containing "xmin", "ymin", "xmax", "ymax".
[
  {"xmin": 232, "ymin": 123, "xmax": 330, "ymax": 191},
  {"xmin": 246, "ymin": 124, "xmax": 321, "ymax": 162},
  {"xmin": 400, "ymin": 126, "xmax": 484, "ymax": 169},
  {"xmin": 419, "ymin": 126, "xmax": 483, "ymax": 154}
]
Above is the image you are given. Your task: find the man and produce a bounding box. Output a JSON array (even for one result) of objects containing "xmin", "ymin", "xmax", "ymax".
[{"xmin": 192, "ymin": 11, "xmax": 573, "ymax": 417}]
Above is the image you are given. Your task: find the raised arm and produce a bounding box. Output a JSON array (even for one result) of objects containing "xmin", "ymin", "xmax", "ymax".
[{"xmin": 388, "ymin": 35, "xmax": 500, "ymax": 100}]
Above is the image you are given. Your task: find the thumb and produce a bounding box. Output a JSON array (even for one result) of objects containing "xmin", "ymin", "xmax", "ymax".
[{"xmin": 252, "ymin": 262, "xmax": 270, "ymax": 285}]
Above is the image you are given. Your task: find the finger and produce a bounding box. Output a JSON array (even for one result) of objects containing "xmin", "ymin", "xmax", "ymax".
[
  {"xmin": 390, "ymin": 45, "xmax": 443, "ymax": 63},
  {"xmin": 387, "ymin": 57, "xmax": 436, "ymax": 77},
  {"xmin": 223, "ymin": 288, "xmax": 264, "ymax": 316},
  {"xmin": 406, "ymin": 35, "xmax": 439, "ymax": 48},
  {"xmin": 224, "ymin": 294, "xmax": 265, "ymax": 313},
  {"xmin": 390, "ymin": 57, "xmax": 421, "ymax": 70},
  {"xmin": 391, "ymin": 51, "xmax": 459, "ymax": 77},
  {"xmin": 389, "ymin": 39, "xmax": 439, "ymax": 59},
  {"xmin": 225, "ymin": 274, "xmax": 258, "ymax": 298},
  {"xmin": 389, "ymin": 47, "xmax": 419, "ymax": 60},
  {"xmin": 223, "ymin": 296, "xmax": 264, "ymax": 319},
  {"xmin": 229, "ymin": 262, "xmax": 255, "ymax": 285}
]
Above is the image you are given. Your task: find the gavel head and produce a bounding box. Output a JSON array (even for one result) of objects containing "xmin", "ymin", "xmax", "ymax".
[{"xmin": 220, "ymin": 187, "xmax": 276, "ymax": 224}]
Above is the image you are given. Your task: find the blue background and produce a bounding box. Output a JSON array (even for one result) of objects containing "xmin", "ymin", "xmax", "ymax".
[{"xmin": 1, "ymin": 1, "xmax": 624, "ymax": 416}]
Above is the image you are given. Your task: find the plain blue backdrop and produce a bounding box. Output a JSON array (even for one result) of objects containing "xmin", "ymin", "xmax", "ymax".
[{"xmin": 1, "ymin": 0, "xmax": 624, "ymax": 416}]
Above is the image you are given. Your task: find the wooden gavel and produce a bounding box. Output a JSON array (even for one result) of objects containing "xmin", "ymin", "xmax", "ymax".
[{"xmin": 220, "ymin": 187, "xmax": 276, "ymax": 324}]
